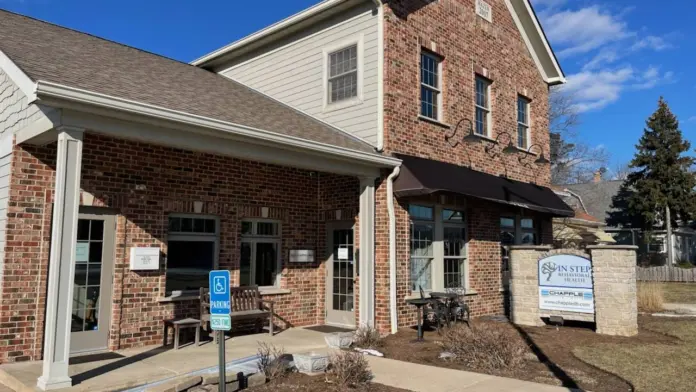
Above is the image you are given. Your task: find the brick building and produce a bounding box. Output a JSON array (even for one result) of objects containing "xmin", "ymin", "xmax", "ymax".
[{"xmin": 0, "ymin": 0, "xmax": 571, "ymax": 389}]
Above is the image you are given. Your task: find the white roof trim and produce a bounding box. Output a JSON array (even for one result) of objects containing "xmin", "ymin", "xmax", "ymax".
[
  {"xmin": 521, "ymin": 0, "xmax": 565, "ymax": 84},
  {"xmin": 191, "ymin": 0, "xmax": 351, "ymax": 67},
  {"xmin": 0, "ymin": 48, "xmax": 37, "ymax": 99},
  {"xmin": 33, "ymin": 80, "xmax": 400, "ymax": 168},
  {"xmin": 504, "ymin": 0, "xmax": 565, "ymax": 85}
]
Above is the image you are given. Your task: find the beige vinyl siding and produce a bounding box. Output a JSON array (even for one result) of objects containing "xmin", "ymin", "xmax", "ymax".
[
  {"xmin": 0, "ymin": 69, "xmax": 44, "ymax": 289},
  {"xmin": 221, "ymin": 2, "xmax": 380, "ymax": 145}
]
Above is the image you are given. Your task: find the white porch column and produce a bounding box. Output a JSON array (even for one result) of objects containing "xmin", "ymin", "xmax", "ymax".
[
  {"xmin": 358, "ymin": 177, "xmax": 376, "ymax": 327},
  {"xmin": 37, "ymin": 127, "xmax": 84, "ymax": 391}
]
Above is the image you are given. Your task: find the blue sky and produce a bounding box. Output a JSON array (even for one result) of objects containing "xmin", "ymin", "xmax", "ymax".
[{"xmin": 1, "ymin": 0, "xmax": 692, "ymax": 169}]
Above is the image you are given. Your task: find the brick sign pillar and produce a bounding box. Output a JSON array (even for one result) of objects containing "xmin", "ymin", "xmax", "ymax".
[{"xmin": 587, "ymin": 245, "xmax": 638, "ymax": 337}]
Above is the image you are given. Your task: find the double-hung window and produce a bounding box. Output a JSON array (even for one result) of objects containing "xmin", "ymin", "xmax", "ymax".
[
  {"xmin": 409, "ymin": 205, "xmax": 468, "ymax": 293},
  {"xmin": 240, "ymin": 220, "xmax": 282, "ymax": 288},
  {"xmin": 420, "ymin": 51, "xmax": 442, "ymax": 120},
  {"xmin": 166, "ymin": 215, "xmax": 219, "ymax": 294},
  {"xmin": 328, "ymin": 45, "xmax": 358, "ymax": 104},
  {"xmin": 475, "ymin": 76, "xmax": 491, "ymax": 136},
  {"xmin": 500, "ymin": 217, "xmax": 539, "ymax": 272},
  {"xmin": 517, "ymin": 95, "xmax": 530, "ymax": 149},
  {"xmin": 410, "ymin": 205, "xmax": 434, "ymax": 291},
  {"xmin": 443, "ymin": 209, "xmax": 467, "ymax": 289}
]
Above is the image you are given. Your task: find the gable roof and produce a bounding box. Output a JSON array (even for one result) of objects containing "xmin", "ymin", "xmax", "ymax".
[
  {"xmin": 564, "ymin": 181, "xmax": 623, "ymax": 225},
  {"xmin": 0, "ymin": 9, "xmax": 381, "ymax": 155},
  {"xmin": 192, "ymin": 0, "xmax": 565, "ymax": 85}
]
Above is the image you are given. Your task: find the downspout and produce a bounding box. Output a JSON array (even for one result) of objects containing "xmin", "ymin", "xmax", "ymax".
[
  {"xmin": 386, "ymin": 165, "xmax": 400, "ymax": 334},
  {"xmin": 372, "ymin": 0, "xmax": 385, "ymax": 152}
]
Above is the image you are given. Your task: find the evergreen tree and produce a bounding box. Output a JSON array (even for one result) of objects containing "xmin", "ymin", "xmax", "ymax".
[{"xmin": 608, "ymin": 97, "xmax": 696, "ymax": 231}]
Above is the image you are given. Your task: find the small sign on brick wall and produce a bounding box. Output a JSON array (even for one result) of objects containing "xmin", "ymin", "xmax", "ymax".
[
  {"xmin": 476, "ymin": 0, "xmax": 492, "ymax": 23},
  {"xmin": 289, "ymin": 249, "xmax": 315, "ymax": 263},
  {"xmin": 130, "ymin": 247, "xmax": 160, "ymax": 270}
]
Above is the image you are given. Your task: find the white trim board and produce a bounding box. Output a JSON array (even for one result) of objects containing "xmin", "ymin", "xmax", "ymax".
[{"xmin": 0, "ymin": 49, "xmax": 36, "ymax": 99}]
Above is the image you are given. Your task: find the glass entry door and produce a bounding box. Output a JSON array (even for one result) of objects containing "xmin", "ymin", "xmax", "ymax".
[
  {"xmin": 326, "ymin": 225, "xmax": 355, "ymax": 327},
  {"xmin": 71, "ymin": 213, "xmax": 115, "ymax": 354}
]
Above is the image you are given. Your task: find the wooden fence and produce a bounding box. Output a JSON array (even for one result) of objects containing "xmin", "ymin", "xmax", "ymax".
[{"xmin": 636, "ymin": 266, "xmax": 696, "ymax": 282}]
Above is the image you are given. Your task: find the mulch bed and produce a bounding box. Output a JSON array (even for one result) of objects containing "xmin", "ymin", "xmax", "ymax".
[
  {"xmin": 249, "ymin": 373, "xmax": 410, "ymax": 392},
  {"xmin": 379, "ymin": 316, "xmax": 676, "ymax": 392}
]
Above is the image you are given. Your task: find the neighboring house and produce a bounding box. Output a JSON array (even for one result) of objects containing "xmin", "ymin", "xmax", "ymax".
[
  {"xmin": 551, "ymin": 186, "xmax": 615, "ymax": 248},
  {"xmin": 565, "ymin": 179, "xmax": 696, "ymax": 264},
  {"xmin": 0, "ymin": 0, "xmax": 572, "ymax": 387}
]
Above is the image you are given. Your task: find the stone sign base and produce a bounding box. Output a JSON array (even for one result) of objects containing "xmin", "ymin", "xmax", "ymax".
[{"xmin": 509, "ymin": 245, "xmax": 638, "ymax": 337}]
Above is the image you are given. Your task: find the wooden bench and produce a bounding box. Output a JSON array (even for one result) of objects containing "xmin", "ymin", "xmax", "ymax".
[{"xmin": 200, "ymin": 285, "xmax": 275, "ymax": 337}]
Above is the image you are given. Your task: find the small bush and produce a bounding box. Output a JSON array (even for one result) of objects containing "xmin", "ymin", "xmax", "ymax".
[
  {"xmin": 257, "ymin": 342, "xmax": 289, "ymax": 380},
  {"xmin": 440, "ymin": 322, "xmax": 527, "ymax": 370},
  {"xmin": 326, "ymin": 352, "xmax": 372, "ymax": 388},
  {"xmin": 353, "ymin": 326, "xmax": 384, "ymax": 349},
  {"xmin": 638, "ymin": 282, "xmax": 664, "ymax": 313}
]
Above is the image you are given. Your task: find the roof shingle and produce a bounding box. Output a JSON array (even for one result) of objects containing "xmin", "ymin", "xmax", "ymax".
[{"xmin": 0, "ymin": 10, "xmax": 375, "ymax": 153}]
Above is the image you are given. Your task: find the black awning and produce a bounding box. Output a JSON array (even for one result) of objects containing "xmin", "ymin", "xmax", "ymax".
[{"xmin": 393, "ymin": 154, "xmax": 574, "ymax": 217}]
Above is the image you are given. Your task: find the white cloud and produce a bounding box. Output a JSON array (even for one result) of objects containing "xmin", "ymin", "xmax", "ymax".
[
  {"xmin": 561, "ymin": 67, "xmax": 634, "ymax": 112},
  {"xmin": 538, "ymin": 3, "xmax": 677, "ymax": 113},
  {"xmin": 582, "ymin": 47, "xmax": 620, "ymax": 71},
  {"xmin": 561, "ymin": 65, "xmax": 676, "ymax": 112},
  {"xmin": 541, "ymin": 6, "xmax": 633, "ymax": 58},
  {"xmin": 688, "ymin": 116, "xmax": 696, "ymax": 123},
  {"xmin": 630, "ymin": 35, "xmax": 673, "ymax": 51}
]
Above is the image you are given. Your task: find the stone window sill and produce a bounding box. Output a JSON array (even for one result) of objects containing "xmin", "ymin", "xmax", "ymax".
[
  {"xmin": 417, "ymin": 115, "xmax": 452, "ymax": 129},
  {"xmin": 158, "ymin": 294, "xmax": 200, "ymax": 303}
]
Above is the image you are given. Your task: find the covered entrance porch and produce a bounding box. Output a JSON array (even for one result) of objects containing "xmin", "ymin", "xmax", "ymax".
[{"xmin": 12, "ymin": 100, "xmax": 398, "ymax": 389}]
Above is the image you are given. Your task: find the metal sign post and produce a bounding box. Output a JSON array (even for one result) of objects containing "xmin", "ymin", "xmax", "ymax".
[{"xmin": 209, "ymin": 270, "xmax": 231, "ymax": 392}]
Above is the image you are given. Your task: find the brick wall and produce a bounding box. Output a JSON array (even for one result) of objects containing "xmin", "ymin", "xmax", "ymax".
[
  {"xmin": 0, "ymin": 133, "xmax": 359, "ymax": 362},
  {"xmin": 374, "ymin": 0, "xmax": 554, "ymax": 331}
]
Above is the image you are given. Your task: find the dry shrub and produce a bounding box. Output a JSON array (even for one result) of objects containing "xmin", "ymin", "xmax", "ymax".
[
  {"xmin": 441, "ymin": 322, "xmax": 527, "ymax": 370},
  {"xmin": 257, "ymin": 342, "xmax": 289, "ymax": 380},
  {"xmin": 353, "ymin": 325, "xmax": 384, "ymax": 349},
  {"xmin": 326, "ymin": 351, "xmax": 372, "ymax": 388},
  {"xmin": 638, "ymin": 282, "xmax": 664, "ymax": 313}
]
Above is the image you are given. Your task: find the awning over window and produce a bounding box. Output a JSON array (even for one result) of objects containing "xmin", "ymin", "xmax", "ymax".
[{"xmin": 393, "ymin": 154, "xmax": 574, "ymax": 217}]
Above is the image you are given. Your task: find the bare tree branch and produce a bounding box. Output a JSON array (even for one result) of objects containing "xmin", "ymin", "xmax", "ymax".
[{"xmin": 549, "ymin": 87, "xmax": 610, "ymax": 185}]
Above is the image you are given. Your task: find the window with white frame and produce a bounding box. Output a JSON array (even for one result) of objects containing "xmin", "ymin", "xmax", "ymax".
[
  {"xmin": 517, "ymin": 95, "xmax": 530, "ymax": 149},
  {"xmin": 240, "ymin": 220, "xmax": 282, "ymax": 288},
  {"xmin": 166, "ymin": 215, "xmax": 219, "ymax": 294},
  {"xmin": 443, "ymin": 209, "xmax": 467, "ymax": 289},
  {"xmin": 409, "ymin": 205, "xmax": 468, "ymax": 293},
  {"xmin": 410, "ymin": 205, "xmax": 434, "ymax": 291},
  {"xmin": 475, "ymin": 76, "xmax": 492, "ymax": 136},
  {"xmin": 328, "ymin": 45, "xmax": 358, "ymax": 104},
  {"xmin": 420, "ymin": 51, "xmax": 442, "ymax": 120}
]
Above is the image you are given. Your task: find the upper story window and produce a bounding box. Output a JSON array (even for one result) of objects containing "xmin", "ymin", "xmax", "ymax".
[
  {"xmin": 166, "ymin": 215, "xmax": 219, "ymax": 295},
  {"xmin": 420, "ymin": 51, "xmax": 442, "ymax": 120},
  {"xmin": 328, "ymin": 45, "xmax": 358, "ymax": 104},
  {"xmin": 240, "ymin": 219, "xmax": 282, "ymax": 288},
  {"xmin": 517, "ymin": 95, "xmax": 531, "ymax": 149},
  {"xmin": 475, "ymin": 76, "xmax": 491, "ymax": 136}
]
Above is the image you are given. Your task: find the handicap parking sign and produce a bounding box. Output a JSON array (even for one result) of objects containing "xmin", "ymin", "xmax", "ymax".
[{"xmin": 209, "ymin": 270, "xmax": 231, "ymax": 331}]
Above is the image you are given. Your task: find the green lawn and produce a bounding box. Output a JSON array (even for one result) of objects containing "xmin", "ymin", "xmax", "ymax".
[
  {"xmin": 574, "ymin": 318, "xmax": 696, "ymax": 392},
  {"xmin": 662, "ymin": 283, "xmax": 696, "ymax": 304}
]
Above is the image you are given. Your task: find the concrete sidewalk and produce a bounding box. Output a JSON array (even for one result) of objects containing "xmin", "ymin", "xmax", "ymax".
[
  {"xmin": 0, "ymin": 328, "xmax": 328, "ymax": 392},
  {"xmin": 366, "ymin": 356, "xmax": 577, "ymax": 392}
]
